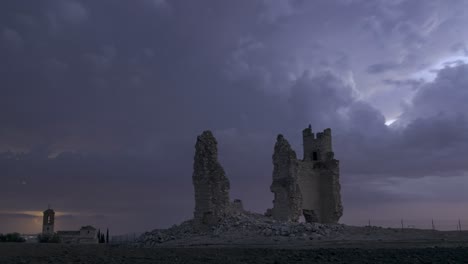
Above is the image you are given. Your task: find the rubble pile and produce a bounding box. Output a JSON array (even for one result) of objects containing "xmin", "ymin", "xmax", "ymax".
[{"xmin": 139, "ymin": 211, "xmax": 346, "ymax": 247}]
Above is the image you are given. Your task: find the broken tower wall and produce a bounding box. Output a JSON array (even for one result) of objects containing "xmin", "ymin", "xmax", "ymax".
[
  {"xmin": 270, "ymin": 135, "xmax": 303, "ymax": 222},
  {"xmin": 192, "ymin": 131, "xmax": 231, "ymax": 225}
]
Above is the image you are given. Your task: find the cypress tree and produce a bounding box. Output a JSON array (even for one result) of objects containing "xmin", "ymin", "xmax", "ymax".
[{"xmin": 106, "ymin": 228, "xmax": 109, "ymax": 244}]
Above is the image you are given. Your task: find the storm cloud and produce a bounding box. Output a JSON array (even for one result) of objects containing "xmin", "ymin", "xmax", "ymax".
[{"xmin": 1, "ymin": 0, "xmax": 468, "ymax": 233}]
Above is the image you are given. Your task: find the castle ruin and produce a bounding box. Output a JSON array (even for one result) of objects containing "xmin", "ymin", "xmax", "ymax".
[
  {"xmin": 270, "ymin": 125, "xmax": 343, "ymax": 223},
  {"xmin": 192, "ymin": 126, "xmax": 343, "ymax": 226}
]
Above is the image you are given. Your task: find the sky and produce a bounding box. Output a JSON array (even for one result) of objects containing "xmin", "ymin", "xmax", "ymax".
[{"xmin": 1, "ymin": 0, "xmax": 468, "ymax": 234}]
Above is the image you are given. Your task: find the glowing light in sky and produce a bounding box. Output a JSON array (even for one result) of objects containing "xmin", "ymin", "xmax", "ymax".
[
  {"xmin": 412, "ymin": 55, "xmax": 468, "ymax": 82},
  {"xmin": 385, "ymin": 118, "xmax": 397, "ymax": 126}
]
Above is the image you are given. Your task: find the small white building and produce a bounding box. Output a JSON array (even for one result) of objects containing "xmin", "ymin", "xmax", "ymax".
[{"xmin": 57, "ymin": 226, "xmax": 98, "ymax": 244}]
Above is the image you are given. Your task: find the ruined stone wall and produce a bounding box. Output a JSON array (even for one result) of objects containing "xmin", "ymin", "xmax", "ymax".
[
  {"xmin": 271, "ymin": 127, "xmax": 343, "ymax": 224},
  {"xmin": 230, "ymin": 199, "xmax": 245, "ymax": 215},
  {"xmin": 302, "ymin": 126, "xmax": 315, "ymax": 161},
  {"xmin": 302, "ymin": 125, "xmax": 333, "ymax": 161},
  {"xmin": 297, "ymin": 162, "xmax": 321, "ymax": 222},
  {"xmin": 270, "ymin": 135, "xmax": 302, "ymax": 222},
  {"xmin": 297, "ymin": 159, "xmax": 343, "ymax": 223},
  {"xmin": 190, "ymin": 126, "xmax": 341, "ymax": 226},
  {"xmin": 315, "ymin": 160, "xmax": 343, "ymax": 223},
  {"xmin": 192, "ymin": 131, "xmax": 230, "ymax": 225}
]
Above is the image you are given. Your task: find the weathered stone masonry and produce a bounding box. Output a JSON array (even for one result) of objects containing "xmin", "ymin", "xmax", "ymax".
[
  {"xmin": 270, "ymin": 135, "xmax": 303, "ymax": 222},
  {"xmin": 271, "ymin": 125, "xmax": 343, "ymax": 223},
  {"xmin": 192, "ymin": 126, "xmax": 342, "ymax": 227},
  {"xmin": 192, "ymin": 131, "xmax": 231, "ymax": 225}
]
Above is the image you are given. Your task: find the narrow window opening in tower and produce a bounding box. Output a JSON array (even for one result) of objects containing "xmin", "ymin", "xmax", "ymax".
[
  {"xmin": 312, "ymin": 152, "xmax": 318, "ymax": 161},
  {"xmin": 47, "ymin": 216, "xmax": 51, "ymax": 224}
]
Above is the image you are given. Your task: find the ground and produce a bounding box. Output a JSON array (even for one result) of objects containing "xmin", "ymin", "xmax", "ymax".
[{"xmin": 2, "ymin": 239, "xmax": 468, "ymax": 264}]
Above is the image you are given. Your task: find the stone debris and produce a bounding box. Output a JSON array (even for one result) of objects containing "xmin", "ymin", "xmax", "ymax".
[
  {"xmin": 192, "ymin": 131, "xmax": 231, "ymax": 226},
  {"xmin": 139, "ymin": 210, "xmax": 346, "ymax": 247}
]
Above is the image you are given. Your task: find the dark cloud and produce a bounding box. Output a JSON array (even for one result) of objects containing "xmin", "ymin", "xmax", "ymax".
[
  {"xmin": 366, "ymin": 62, "xmax": 400, "ymax": 74},
  {"xmin": 2, "ymin": 27, "xmax": 23, "ymax": 49},
  {"xmin": 0, "ymin": 213, "xmax": 38, "ymax": 219},
  {"xmin": 382, "ymin": 78, "xmax": 424, "ymax": 88},
  {"xmin": 450, "ymin": 42, "xmax": 468, "ymax": 56},
  {"xmin": 1, "ymin": 0, "xmax": 468, "ymax": 233},
  {"xmin": 400, "ymin": 64, "xmax": 468, "ymax": 121},
  {"xmin": 333, "ymin": 65, "xmax": 468, "ymax": 180}
]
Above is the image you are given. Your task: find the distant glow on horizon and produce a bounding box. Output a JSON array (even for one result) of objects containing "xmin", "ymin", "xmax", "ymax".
[
  {"xmin": 20, "ymin": 211, "xmax": 43, "ymax": 217},
  {"xmin": 0, "ymin": 210, "xmax": 77, "ymax": 217}
]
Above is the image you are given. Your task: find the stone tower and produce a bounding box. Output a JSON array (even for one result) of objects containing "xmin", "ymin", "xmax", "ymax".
[
  {"xmin": 42, "ymin": 208, "xmax": 55, "ymax": 236},
  {"xmin": 270, "ymin": 125, "xmax": 343, "ymax": 224},
  {"xmin": 299, "ymin": 125, "xmax": 342, "ymax": 223},
  {"xmin": 270, "ymin": 135, "xmax": 302, "ymax": 222},
  {"xmin": 192, "ymin": 131, "xmax": 231, "ymax": 226},
  {"xmin": 302, "ymin": 125, "xmax": 333, "ymax": 162}
]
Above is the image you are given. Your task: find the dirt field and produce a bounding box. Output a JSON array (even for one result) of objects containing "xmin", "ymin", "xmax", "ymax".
[{"xmin": 1, "ymin": 241, "xmax": 468, "ymax": 264}]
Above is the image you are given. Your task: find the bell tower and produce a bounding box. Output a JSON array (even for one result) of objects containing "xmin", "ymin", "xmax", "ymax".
[{"xmin": 42, "ymin": 207, "xmax": 55, "ymax": 236}]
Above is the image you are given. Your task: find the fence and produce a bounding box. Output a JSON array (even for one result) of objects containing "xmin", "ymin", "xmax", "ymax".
[{"xmin": 349, "ymin": 219, "xmax": 467, "ymax": 231}]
